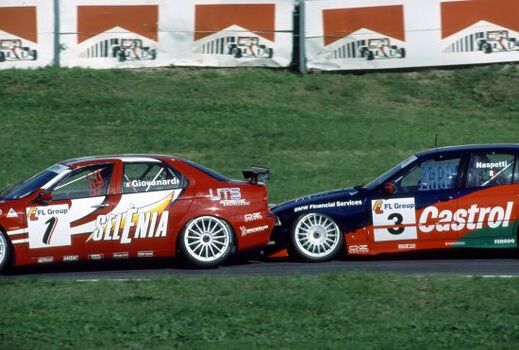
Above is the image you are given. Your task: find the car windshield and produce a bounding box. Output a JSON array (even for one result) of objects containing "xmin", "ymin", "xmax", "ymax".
[
  {"xmin": 363, "ymin": 154, "xmax": 418, "ymax": 191},
  {"xmin": 0, "ymin": 164, "xmax": 69, "ymax": 200},
  {"xmin": 183, "ymin": 159, "xmax": 230, "ymax": 182}
]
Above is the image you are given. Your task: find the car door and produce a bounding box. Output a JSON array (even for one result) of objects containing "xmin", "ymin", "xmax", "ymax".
[
  {"xmin": 26, "ymin": 163, "xmax": 116, "ymax": 260},
  {"xmin": 369, "ymin": 153, "xmax": 463, "ymax": 250},
  {"xmin": 109, "ymin": 161, "xmax": 186, "ymax": 258},
  {"xmin": 457, "ymin": 151, "xmax": 517, "ymax": 247}
]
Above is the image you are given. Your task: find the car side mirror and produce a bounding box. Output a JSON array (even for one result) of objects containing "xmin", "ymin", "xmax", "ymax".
[
  {"xmin": 38, "ymin": 191, "xmax": 53, "ymax": 204},
  {"xmin": 383, "ymin": 182, "xmax": 395, "ymax": 194}
]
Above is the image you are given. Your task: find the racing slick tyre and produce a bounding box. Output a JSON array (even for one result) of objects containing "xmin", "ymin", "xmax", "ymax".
[
  {"xmin": 179, "ymin": 216, "xmax": 234, "ymax": 267},
  {"xmin": 290, "ymin": 213, "xmax": 343, "ymax": 262},
  {"xmin": 31, "ymin": 50, "xmax": 37, "ymax": 61},
  {"xmin": 118, "ymin": 51, "xmax": 126, "ymax": 62},
  {"xmin": 267, "ymin": 48, "xmax": 274, "ymax": 58},
  {"xmin": 366, "ymin": 51, "xmax": 375, "ymax": 61},
  {"xmin": 484, "ymin": 43, "xmax": 492, "ymax": 54},
  {"xmin": 398, "ymin": 48, "xmax": 406, "ymax": 58},
  {"xmin": 0, "ymin": 230, "xmax": 12, "ymax": 274},
  {"xmin": 0, "ymin": 52, "xmax": 5, "ymax": 62}
]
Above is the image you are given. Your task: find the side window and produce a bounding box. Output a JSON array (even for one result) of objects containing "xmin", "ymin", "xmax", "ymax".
[
  {"xmin": 394, "ymin": 156, "xmax": 461, "ymax": 193},
  {"xmin": 122, "ymin": 162, "xmax": 182, "ymax": 194},
  {"xmin": 467, "ymin": 152, "xmax": 515, "ymax": 188},
  {"xmin": 52, "ymin": 164, "xmax": 113, "ymax": 200}
]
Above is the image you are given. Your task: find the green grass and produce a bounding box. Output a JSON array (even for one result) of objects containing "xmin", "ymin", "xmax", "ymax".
[
  {"xmin": 1, "ymin": 274, "xmax": 518, "ymax": 350},
  {"xmin": 1, "ymin": 65, "xmax": 518, "ymax": 349},
  {"xmin": 0, "ymin": 65, "xmax": 517, "ymax": 202}
]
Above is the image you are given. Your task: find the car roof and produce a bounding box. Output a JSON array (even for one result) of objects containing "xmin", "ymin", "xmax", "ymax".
[
  {"xmin": 416, "ymin": 143, "xmax": 519, "ymax": 158},
  {"xmin": 60, "ymin": 154, "xmax": 178, "ymax": 167}
]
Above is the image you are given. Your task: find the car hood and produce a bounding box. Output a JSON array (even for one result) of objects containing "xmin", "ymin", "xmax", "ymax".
[{"xmin": 272, "ymin": 187, "xmax": 361, "ymax": 213}]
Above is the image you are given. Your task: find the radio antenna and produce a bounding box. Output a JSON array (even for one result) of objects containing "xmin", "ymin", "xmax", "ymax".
[{"xmin": 434, "ymin": 133, "xmax": 439, "ymax": 147}]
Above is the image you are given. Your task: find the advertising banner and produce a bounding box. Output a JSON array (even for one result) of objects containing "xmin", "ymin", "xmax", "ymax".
[
  {"xmin": 0, "ymin": 0, "xmax": 54, "ymax": 70},
  {"xmin": 59, "ymin": 0, "xmax": 294, "ymax": 69},
  {"xmin": 303, "ymin": 0, "xmax": 519, "ymax": 71},
  {"xmin": 59, "ymin": 0, "xmax": 162, "ymax": 69}
]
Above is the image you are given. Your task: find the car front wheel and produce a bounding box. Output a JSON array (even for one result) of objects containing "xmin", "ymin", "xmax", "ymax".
[
  {"xmin": 179, "ymin": 216, "xmax": 233, "ymax": 267},
  {"xmin": 0, "ymin": 231, "xmax": 12, "ymax": 274},
  {"xmin": 290, "ymin": 213, "xmax": 343, "ymax": 262}
]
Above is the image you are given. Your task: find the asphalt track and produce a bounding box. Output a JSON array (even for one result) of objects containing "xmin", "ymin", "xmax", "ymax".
[{"xmin": 3, "ymin": 249, "xmax": 518, "ymax": 280}]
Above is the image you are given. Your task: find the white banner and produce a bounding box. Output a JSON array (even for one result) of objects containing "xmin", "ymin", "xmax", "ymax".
[
  {"xmin": 0, "ymin": 0, "xmax": 54, "ymax": 70},
  {"xmin": 304, "ymin": 0, "xmax": 519, "ymax": 71},
  {"xmin": 60, "ymin": 0, "xmax": 294, "ymax": 69}
]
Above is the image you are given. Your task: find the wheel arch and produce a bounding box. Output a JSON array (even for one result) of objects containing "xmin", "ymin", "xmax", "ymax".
[{"xmin": 0, "ymin": 224, "xmax": 14, "ymax": 269}]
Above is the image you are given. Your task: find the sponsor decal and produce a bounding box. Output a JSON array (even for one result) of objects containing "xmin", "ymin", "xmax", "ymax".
[
  {"xmin": 209, "ymin": 188, "xmax": 250, "ymax": 207},
  {"xmin": 124, "ymin": 178, "xmax": 179, "ymax": 189},
  {"xmin": 419, "ymin": 202, "xmax": 513, "ymax": 233},
  {"xmin": 348, "ymin": 244, "xmax": 369, "ymax": 254},
  {"xmin": 113, "ymin": 252, "xmax": 129, "ymax": 259},
  {"xmin": 27, "ymin": 205, "xmax": 72, "ymax": 249},
  {"xmin": 63, "ymin": 255, "xmax": 79, "ymax": 262},
  {"xmin": 445, "ymin": 241, "xmax": 466, "ymax": 247},
  {"xmin": 398, "ymin": 243, "xmax": 416, "ymax": 250},
  {"xmin": 7, "ymin": 208, "xmax": 18, "ymax": 218},
  {"xmin": 494, "ymin": 238, "xmax": 515, "ymax": 245},
  {"xmin": 88, "ymin": 254, "xmax": 103, "ymax": 260},
  {"xmin": 240, "ymin": 225, "xmax": 269, "ymax": 237},
  {"xmin": 244, "ymin": 212, "xmax": 263, "ymax": 222},
  {"xmin": 372, "ymin": 198, "xmax": 515, "ymax": 241},
  {"xmin": 372, "ymin": 198, "xmax": 417, "ymax": 242},
  {"xmin": 372, "ymin": 200, "xmax": 383, "ymax": 214},
  {"xmin": 89, "ymin": 210, "xmax": 169, "ymax": 244},
  {"xmin": 294, "ymin": 200, "xmax": 362, "ymax": 213},
  {"xmin": 137, "ymin": 251, "xmax": 154, "ymax": 258},
  {"xmin": 37, "ymin": 257, "xmax": 54, "ymax": 264}
]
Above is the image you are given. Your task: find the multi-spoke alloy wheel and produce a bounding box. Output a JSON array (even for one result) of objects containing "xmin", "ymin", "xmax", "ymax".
[
  {"xmin": 291, "ymin": 213, "xmax": 343, "ymax": 262},
  {"xmin": 0, "ymin": 231, "xmax": 11, "ymax": 273},
  {"xmin": 180, "ymin": 216, "xmax": 233, "ymax": 267}
]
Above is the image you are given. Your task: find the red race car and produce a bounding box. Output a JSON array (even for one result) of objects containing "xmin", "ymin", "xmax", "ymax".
[{"xmin": 0, "ymin": 155, "xmax": 275, "ymax": 271}]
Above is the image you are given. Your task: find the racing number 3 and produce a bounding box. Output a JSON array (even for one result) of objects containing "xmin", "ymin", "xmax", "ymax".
[{"xmin": 387, "ymin": 213, "xmax": 404, "ymax": 235}]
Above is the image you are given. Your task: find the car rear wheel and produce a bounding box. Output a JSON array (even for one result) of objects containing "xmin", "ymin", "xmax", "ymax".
[
  {"xmin": 179, "ymin": 216, "xmax": 233, "ymax": 267},
  {"xmin": 290, "ymin": 213, "xmax": 343, "ymax": 262},
  {"xmin": 0, "ymin": 230, "xmax": 12, "ymax": 274}
]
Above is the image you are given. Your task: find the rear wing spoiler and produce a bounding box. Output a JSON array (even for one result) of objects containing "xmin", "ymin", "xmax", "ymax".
[{"xmin": 242, "ymin": 166, "xmax": 270, "ymax": 184}]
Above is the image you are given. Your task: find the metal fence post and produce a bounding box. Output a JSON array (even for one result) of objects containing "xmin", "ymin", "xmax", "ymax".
[
  {"xmin": 298, "ymin": 1, "xmax": 306, "ymax": 73},
  {"xmin": 53, "ymin": 0, "xmax": 60, "ymax": 67}
]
